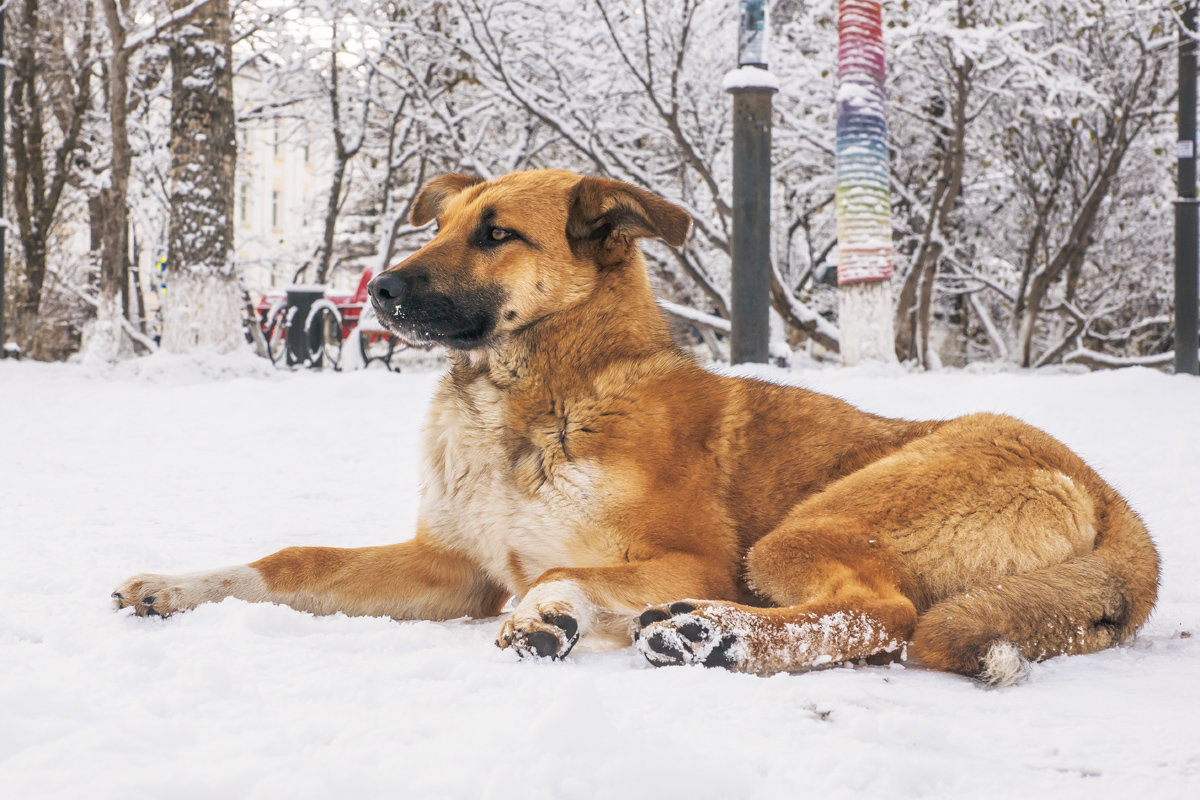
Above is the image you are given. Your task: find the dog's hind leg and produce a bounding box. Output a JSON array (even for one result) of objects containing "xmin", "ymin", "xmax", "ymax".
[
  {"xmin": 634, "ymin": 517, "xmax": 917, "ymax": 673},
  {"xmin": 910, "ymin": 495, "xmax": 1159, "ymax": 686},
  {"xmin": 633, "ymin": 596, "xmax": 916, "ymax": 673}
]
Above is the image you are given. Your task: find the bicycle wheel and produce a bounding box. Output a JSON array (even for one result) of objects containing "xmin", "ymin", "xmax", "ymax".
[
  {"xmin": 306, "ymin": 302, "xmax": 343, "ymax": 370},
  {"xmin": 264, "ymin": 303, "xmax": 292, "ymax": 366}
]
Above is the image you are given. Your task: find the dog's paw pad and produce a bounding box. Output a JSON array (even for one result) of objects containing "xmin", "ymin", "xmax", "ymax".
[
  {"xmin": 551, "ymin": 613, "xmax": 578, "ymax": 641},
  {"xmin": 641, "ymin": 630, "xmax": 686, "ymax": 664},
  {"xmin": 498, "ymin": 612, "xmax": 580, "ymax": 660},
  {"xmin": 700, "ymin": 632, "xmax": 741, "ymax": 669},
  {"xmin": 635, "ymin": 608, "xmax": 671, "ymax": 632},
  {"xmin": 633, "ymin": 603, "xmax": 745, "ymax": 671},
  {"xmin": 523, "ymin": 630, "xmax": 561, "ymax": 658}
]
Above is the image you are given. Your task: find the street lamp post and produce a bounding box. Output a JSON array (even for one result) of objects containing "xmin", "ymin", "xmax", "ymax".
[
  {"xmin": 0, "ymin": 6, "xmax": 8, "ymax": 357},
  {"xmin": 1177, "ymin": 1, "xmax": 1199, "ymax": 375},
  {"xmin": 724, "ymin": 0, "xmax": 777, "ymax": 365}
]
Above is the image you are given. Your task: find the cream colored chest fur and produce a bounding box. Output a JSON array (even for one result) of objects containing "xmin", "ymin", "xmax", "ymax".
[{"xmin": 417, "ymin": 374, "xmax": 601, "ymax": 594}]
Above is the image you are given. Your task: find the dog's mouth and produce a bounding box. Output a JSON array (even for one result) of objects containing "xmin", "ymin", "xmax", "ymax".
[{"xmin": 371, "ymin": 286, "xmax": 503, "ymax": 351}]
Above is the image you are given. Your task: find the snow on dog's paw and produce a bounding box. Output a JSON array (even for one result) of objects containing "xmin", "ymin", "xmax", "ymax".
[
  {"xmin": 111, "ymin": 574, "xmax": 192, "ymax": 618},
  {"xmin": 497, "ymin": 611, "xmax": 580, "ymax": 660},
  {"xmin": 633, "ymin": 601, "xmax": 745, "ymax": 670}
]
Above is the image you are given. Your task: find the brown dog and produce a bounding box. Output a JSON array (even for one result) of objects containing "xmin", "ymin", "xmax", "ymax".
[{"xmin": 113, "ymin": 169, "xmax": 1160, "ymax": 685}]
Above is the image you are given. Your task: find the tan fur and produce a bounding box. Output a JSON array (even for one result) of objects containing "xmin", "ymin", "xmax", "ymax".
[{"xmin": 113, "ymin": 169, "xmax": 1160, "ymax": 682}]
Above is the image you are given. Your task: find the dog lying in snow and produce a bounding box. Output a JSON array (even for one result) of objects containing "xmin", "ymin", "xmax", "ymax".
[{"xmin": 113, "ymin": 169, "xmax": 1159, "ymax": 685}]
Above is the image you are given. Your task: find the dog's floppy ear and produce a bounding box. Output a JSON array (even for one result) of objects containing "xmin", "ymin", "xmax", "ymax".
[
  {"xmin": 566, "ymin": 177, "xmax": 691, "ymax": 264},
  {"xmin": 411, "ymin": 173, "xmax": 485, "ymax": 227}
]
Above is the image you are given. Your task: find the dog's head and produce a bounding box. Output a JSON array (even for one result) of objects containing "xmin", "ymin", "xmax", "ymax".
[{"xmin": 368, "ymin": 169, "xmax": 690, "ymax": 350}]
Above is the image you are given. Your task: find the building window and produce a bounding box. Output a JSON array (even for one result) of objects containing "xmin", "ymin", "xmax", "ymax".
[
  {"xmin": 239, "ymin": 184, "xmax": 249, "ymax": 223},
  {"xmin": 273, "ymin": 119, "xmax": 280, "ymax": 157},
  {"xmin": 303, "ymin": 144, "xmax": 310, "ymax": 164},
  {"xmin": 272, "ymin": 190, "xmax": 280, "ymax": 228}
]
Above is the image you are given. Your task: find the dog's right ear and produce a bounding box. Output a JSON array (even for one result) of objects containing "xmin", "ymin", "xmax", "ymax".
[{"xmin": 411, "ymin": 173, "xmax": 485, "ymax": 227}]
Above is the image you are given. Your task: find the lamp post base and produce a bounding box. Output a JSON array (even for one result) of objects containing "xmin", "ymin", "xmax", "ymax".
[{"xmin": 838, "ymin": 279, "xmax": 897, "ymax": 366}]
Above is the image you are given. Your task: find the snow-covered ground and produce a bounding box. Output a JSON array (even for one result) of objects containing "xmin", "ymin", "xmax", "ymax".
[{"xmin": 1, "ymin": 355, "xmax": 1197, "ymax": 799}]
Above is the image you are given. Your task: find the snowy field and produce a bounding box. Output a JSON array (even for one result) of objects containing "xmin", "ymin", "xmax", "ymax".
[{"xmin": 1, "ymin": 354, "xmax": 1198, "ymax": 799}]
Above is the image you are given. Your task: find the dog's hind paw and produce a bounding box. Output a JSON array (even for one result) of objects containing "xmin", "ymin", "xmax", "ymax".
[{"xmin": 632, "ymin": 601, "xmax": 746, "ymax": 670}]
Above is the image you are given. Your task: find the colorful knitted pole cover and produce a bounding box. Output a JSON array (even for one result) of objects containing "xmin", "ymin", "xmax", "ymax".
[{"xmin": 835, "ymin": 0, "xmax": 894, "ymax": 285}]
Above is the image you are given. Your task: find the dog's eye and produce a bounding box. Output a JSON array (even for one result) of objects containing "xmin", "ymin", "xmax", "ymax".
[{"xmin": 473, "ymin": 222, "xmax": 520, "ymax": 250}]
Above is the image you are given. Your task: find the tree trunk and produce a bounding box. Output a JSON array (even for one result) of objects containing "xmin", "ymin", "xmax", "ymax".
[
  {"xmin": 316, "ymin": 156, "xmax": 347, "ymax": 285},
  {"xmin": 7, "ymin": 0, "xmax": 92, "ymax": 354},
  {"xmin": 83, "ymin": 0, "xmax": 137, "ymax": 361},
  {"xmin": 894, "ymin": 49, "xmax": 971, "ymax": 367},
  {"xmin": 161, "ymin": 0, "xmax": 243, "ymax": 353},
  {"xmin": 1015, "ymin": 103, "xmax": 1140, "ymax": 366},
  {"xmin": 314, "ymin": 31, "xmax": 364, "ymax": 286}
]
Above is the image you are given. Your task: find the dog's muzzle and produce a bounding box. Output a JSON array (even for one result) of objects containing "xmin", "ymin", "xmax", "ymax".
[
  {"xmin": 367, "ymin": 267, "xmax": 503, "ymax": 350},
  {"xmin": 369, "ymin": 268, "xmax": 425, "ymax": 320}
]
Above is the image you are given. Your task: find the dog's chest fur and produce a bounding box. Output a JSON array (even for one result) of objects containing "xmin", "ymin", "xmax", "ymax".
[{"xmin": 417, "ymin": 370, "xmax": 602, "ymax": 594}]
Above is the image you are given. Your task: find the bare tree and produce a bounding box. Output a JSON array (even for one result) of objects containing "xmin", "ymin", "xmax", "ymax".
[
  {"xmin": 1006, "ymin": 31, "xmax": 1167, "ymax": 367},
  {"xmin": 313, "ymin": 13, "xmax": 371, "ymax": 285},
  {"xmin": 74, "ymin": 0, "xmax": 217, "ymax": 359},
  {"xmin": 7, "ymin": 0, "xmax": 95, "ymax": 355},
  {"xmin": 86, "ymin": 0, "xmax": 141, "ymax": 358},
  {"xmin": 891, "ymin": 3, "xmax": 974, "ymax": 367},
  {"xmin": 885, "ymin": 0, "xmax": 1171, "ymax": 368}
]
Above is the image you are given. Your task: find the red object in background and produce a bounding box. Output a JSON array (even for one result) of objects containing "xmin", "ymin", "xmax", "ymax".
[
  {"xmin": 256, "ymin": 268, "xmax": 377, "ymax": 341},
  {"xmin": 256, "ymin": 268, "xmax": 430, "ymax": 370}
]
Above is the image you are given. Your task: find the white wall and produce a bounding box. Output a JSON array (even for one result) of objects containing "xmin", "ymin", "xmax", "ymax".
[{"xmin": 234, "ymin": 78, "xmax": 330, "ymax": 294}]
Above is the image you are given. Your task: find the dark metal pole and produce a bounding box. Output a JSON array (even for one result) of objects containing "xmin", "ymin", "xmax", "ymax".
[
  {"xmin": 726, "ymin": 0, "xmax": 775, "ymax": 365},
  {"xmin": 1177, "ymin": 1, "xmax": 1199, "ymax": 375},
  {"xmin": 0, "ymin": 6, "xmax": 8, "ymax": 356}
]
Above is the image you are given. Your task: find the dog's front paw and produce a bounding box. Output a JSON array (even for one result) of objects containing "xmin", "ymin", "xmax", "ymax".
[
  {"xmin": 497, "ymin": 610, "xmax": 580, "ymax": 660},
  {"xmin": 111, "ymin": 574, "xmax": 193, "ymax": 618},
  {"xmin": 496, "ymin": 579, "xmax": 593, "ymax": 660},
  {"xmin": 633, "ymin": 601, "xmax": 746, "ymax": 670}
]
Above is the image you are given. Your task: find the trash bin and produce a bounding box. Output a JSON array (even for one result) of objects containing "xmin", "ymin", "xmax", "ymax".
[{"xmin": 285, "ymin": 285, "xmax": 326, "ymax": 366}]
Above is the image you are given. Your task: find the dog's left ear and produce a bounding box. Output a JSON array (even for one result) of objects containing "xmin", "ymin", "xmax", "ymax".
[
  {"xmin": 411, "ymin": 173, "xmax": 485, "ymax": 227},
  {"xmin": 566, "ymin": 177, "xmax": 691, "ymax": 264}
]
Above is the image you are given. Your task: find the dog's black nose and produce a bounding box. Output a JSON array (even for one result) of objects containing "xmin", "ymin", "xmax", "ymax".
[
  {"xmin": 369, "ymin": 268, "xmax": 430, "ymax": 308},
  {"xmin": 368, "ymin": 270, "xmax": 403, "ymax": 304}
]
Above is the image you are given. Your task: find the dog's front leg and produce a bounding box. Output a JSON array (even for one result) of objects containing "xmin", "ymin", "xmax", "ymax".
[
  {"xmin": 496, "ymin": 555, "xmax": 733, "ymax": 660},
  {"xmin": 113, "ymin": 535, "xmax": 507, "ymax": 621}
]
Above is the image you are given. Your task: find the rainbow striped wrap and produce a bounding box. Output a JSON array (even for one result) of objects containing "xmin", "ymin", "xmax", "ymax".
[{"xmin": 835, "ymin": 0, "xmax": 894, "ymax": 284}]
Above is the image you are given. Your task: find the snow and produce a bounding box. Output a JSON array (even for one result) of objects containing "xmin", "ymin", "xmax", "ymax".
[
  {"xmin": 1, "ymin": 357, "xmax": 1198, "ymax": 798},
  {"xmin": 657, "ymin": 298, "xmax": 730, "ymax": 333},
  {"xmin": 158, "ymin": 274, "xmax": 245, "ymax": 355},
  {"xmin": 837, "ymin": 280, "xmax": 896, "ymax": 364},
  {"xmin": 722, "ymin": 66, "xmax": 781, "ymax": 92}
]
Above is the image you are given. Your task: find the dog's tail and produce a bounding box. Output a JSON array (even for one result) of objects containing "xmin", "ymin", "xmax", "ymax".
[{"xmin": 909, "ymin": 495, "xmax": 1159, "ymax": 687}]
